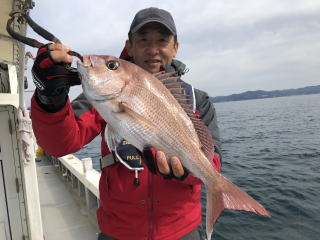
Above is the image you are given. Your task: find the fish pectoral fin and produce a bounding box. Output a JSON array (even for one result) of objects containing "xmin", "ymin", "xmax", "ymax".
[
  {"xmin": 118, "ymin": 101, "xmax": 130, "ymax": 111},
  {"xmin": 118, "ymin": 101, "xmax": 160, "ymax": 133},
  {"xmin": 105, "ymin": 124, "xmax": 123, "ymax": 151},
  {"xmin": 118, "ymin": 102, "xmax": 149, "ymax": 122},
  {"xmin": 111, "ymin": 101, "xmax": 126, "ymax": 113}
]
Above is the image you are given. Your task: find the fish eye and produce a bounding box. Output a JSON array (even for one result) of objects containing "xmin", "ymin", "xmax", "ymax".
[{"xmin": 106, "ymin": 60, "xmax": 120, "ymax": 70}]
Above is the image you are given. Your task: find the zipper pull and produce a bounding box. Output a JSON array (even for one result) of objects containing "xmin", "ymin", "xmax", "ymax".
[{"xmin": 133, "ymin": 170, "xmax": 140, "ymax": 186}]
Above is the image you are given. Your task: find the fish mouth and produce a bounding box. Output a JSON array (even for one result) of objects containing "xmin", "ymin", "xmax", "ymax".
[
  {"xmin": 77, "ymin": 55, "xmax": 123, "ymax": 102},
  {"xmin": 78, "ymin": 55, "xmax": 104, "ymax": 68},
  {"xmin": 80, "ymin": 76, "xmax": 121, "ymax": 102},
  {"xmin": 77, "ymin": 55, "xmax": 92, "ymax": 67},
  {"xmin": 76, "ymin": 56, "xmax": 97, "ymax": 82},
  {"xmin": 77, "ymin": 59, "xmax": 90, "ymax": 74}
]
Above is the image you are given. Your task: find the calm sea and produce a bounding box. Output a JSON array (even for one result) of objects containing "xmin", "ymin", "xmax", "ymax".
[{"xmin": 74, "ymin": 94, "xmax": 320, "ymax": 240}]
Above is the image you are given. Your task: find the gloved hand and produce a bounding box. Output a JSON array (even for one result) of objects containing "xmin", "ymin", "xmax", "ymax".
[
  {"xmin": 142, "ymin": 146, "xmax": 189, "ymax": 181},
  {"xmin": 32, "ymin": 43, "xmax": 81, "ymax": 112}
]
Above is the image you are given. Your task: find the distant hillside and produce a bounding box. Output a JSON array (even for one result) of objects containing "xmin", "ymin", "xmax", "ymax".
[{"xmin": 211, "ymin": 85, "xmax": 320, "ymax": 103}]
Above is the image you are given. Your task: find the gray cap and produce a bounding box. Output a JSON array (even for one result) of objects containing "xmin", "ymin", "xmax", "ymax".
[{"xmin": 129, "ymin": 7, "xmax": 177, "ymax": 36}]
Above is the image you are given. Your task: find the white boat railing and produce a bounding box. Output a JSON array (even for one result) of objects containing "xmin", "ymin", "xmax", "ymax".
[{"xmin": 44, "ymin": 154, "xmax": 101, "ymax": 227}]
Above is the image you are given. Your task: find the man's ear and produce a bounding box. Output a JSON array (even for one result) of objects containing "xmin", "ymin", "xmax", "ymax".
[
  {"xmin": 173, "ymin": 41, "xmax": 179, "ymax": 58},
  {"xmin": 125, "ymin": 40, "xmax": 133, "ymax": 57}
]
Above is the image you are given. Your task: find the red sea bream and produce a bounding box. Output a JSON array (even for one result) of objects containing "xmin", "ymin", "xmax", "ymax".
[{"xmin": 77, "ymin": 55, "xmax": 270, "ymax": 239}]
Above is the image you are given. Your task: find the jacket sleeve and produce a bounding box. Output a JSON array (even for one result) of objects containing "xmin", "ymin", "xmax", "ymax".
[
  {"xmin": 178, "ymin": 88, "xmax": 222, "ymax": 185},
  {"xmin": 31, "ymin": 92, "xmax": 105, "ymax": 157}
]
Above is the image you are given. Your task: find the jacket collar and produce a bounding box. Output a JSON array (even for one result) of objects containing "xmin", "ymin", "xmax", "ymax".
[{"xmin": 163, "ymin": 59, "xmax": 188, "ymax": 76}]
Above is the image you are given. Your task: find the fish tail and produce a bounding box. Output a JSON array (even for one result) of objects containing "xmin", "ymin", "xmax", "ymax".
[{"xmin": 205, "ymin": 175, "xmax": 270, "ymax": 239}]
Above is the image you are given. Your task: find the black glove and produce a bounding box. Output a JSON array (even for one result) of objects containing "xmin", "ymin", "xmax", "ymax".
[
  {"xmin": 142, "ymin": 146, "xmax": 189, "ymax": 181},
  {"xmin": 32, "ymin": 44, "xmax": 81, "ymax": 112}
]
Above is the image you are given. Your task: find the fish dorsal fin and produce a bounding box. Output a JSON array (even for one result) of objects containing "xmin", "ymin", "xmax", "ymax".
[
  {"xmin": 189, "ymin": 114, "xmax": 215, "ymax": 161},
  {"xmin": 155, "ymin": 72, "xmax": 215, "ymax": 161}
]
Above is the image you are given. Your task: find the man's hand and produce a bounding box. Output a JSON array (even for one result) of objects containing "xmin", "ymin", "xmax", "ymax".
[
  {"xmin": 48, "ymin": 43, "xmax": 74, "ymax": 63},
  {"xmin": 156, "ymin": 151, "xmax": 185, "ymax": 178},
  {"xmin": 142, "ymin": 147, "xmax": 189, "ymax": 181},
  {"xmin": 32, "ymin": 43, "xmax": 80, "ymax": 95},
  {"xmin": 32, "ymin": 43, "xmax": 81, "ymax": 112}
]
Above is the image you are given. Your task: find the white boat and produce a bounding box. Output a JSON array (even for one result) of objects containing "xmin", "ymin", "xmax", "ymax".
[{"xmin": 0, "ymin": 1, "xmax": 101, "ymax": 239}]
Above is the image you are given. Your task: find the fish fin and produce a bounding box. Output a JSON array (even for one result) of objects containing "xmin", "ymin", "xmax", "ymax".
[
  {"xmin": 154, "ymin": 72, "xmax": 182, "ymax": 88},
  {"xmin": 119, "ymin": 102, "xmax": 156, "ymax": 127},
  {"xmin": 105, "ymin": 124, "xmax": 123, "ymax": 151},
  {"xmin": 206, "ymin": 175, "xmax": 270, "ymax": 239},
  {"xmin": 154, "ymin": 71, "xmax": 178, "ymax": 81},
  {"xmin": 155, "ymin": 72, "xmax": 215, "ymax": 160},
  {"xmin": 119, "ymin": 102, "xmax": 146, "ymax": 121},
  {"xmin": 188, "ymin": 112, "xmax": 215, "ymax": 161},
  {"xmin": 118, "ymin": 101, "xmax": 161, "ymax": 137}
]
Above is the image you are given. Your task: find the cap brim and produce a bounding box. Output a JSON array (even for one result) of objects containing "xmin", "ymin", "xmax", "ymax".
[{"xmin": 130, "ymin": 19, "xmax": 176, "ymax": 35}]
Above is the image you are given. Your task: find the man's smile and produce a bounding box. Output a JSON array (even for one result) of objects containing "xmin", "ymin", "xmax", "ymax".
[{"xmin": 145, "ymin": 59, "xmax": 161, "ymax": 64}]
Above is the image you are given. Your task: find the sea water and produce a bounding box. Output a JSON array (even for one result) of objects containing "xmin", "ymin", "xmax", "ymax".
[{"xmin": 75, "ymin": 94, "xmax": 320, "ymax": 240}]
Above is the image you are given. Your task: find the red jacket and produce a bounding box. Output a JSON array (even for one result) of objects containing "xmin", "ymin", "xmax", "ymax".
[{"xmin": 31, "ymin": 74, "xmax": 221, "ymax": 240}]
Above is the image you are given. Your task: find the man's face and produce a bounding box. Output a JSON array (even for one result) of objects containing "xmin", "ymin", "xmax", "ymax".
[{"xmin": 125, "ymin": 22, "xmax": 179, "ymax": 73}]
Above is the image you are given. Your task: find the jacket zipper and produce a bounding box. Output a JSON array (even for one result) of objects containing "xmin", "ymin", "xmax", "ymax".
[{"xmin": 147, "ymin": 170, "xmax": 154, "ymax": 240}]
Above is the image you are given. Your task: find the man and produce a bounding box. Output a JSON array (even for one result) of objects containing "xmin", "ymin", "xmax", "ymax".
[{"xmin": 31, "ymin": 7, "xmax": 222, "ymax": 240}]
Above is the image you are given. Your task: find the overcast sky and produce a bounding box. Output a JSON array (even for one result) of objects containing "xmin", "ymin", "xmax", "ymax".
[{"xmin": 25, "ymin": 0, "xmax": 320, "ymax": 104}]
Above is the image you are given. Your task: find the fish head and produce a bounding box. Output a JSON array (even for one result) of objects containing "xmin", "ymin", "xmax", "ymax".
[{"xmin": 77, "ymin": 55, "xmax": 128, "ymax": 101}]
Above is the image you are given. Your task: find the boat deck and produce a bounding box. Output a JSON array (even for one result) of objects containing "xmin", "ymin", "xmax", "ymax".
[{"xmin": 37, "ymin": 158, "xmax": 99, "ymax": 240}]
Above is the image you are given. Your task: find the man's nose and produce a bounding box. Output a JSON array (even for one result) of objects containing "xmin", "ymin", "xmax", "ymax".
[{"xmin": 145, "ymin": 42, "xmax": 159, "ymax": 55}]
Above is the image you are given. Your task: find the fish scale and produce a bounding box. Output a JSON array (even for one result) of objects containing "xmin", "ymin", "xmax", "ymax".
[{"xmin": 121, "ymin": 84, "xmax": 198, "ymax": 149}]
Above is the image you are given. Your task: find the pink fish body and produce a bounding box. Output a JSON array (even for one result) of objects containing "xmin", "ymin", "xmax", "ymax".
[{"xmin": 77, "ymin": 55, "xmax": 270, "ymax": 239}]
